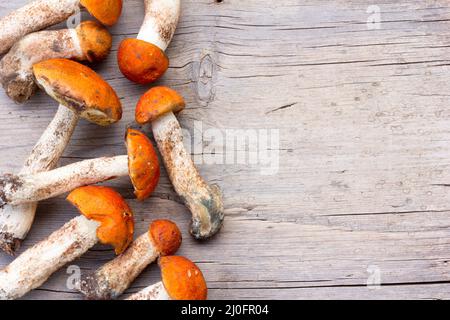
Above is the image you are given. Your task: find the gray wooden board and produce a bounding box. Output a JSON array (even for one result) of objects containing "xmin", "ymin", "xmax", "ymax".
[{"xmin": 1, "ymin": 0, "xmax": 450, "ymax": 300}]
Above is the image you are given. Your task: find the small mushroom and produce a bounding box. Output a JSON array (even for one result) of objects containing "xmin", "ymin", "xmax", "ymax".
[
  {"xmin": 0, "ymin": 186, "xmax": 134, "ymax": 300},
  {"xmin": 77, "ymin": 219, "xmax": 181, "ymax": 299},
  {"xmin": 117, "ymin": 0, "xmax": 180, "ymax": 84},
  {"xmin": 0, "ymin": 128, "xmax": 160, "ymax": 206},
  {"xmin": 0, "ymin": 20, "xmax": 112, "ymax": 103},
  {"xmin": 0, "ymin": 58, "xmax": 122, "ymax": 254},
  {"xmin": 126, "ymin": 256, "xmax": 207, "ymax": 300},
  {"xmin": 0, "ymin": 0, "xmax": 122, "ymax": 55},
  {"xmin": 136, "ymin": 86, "xmax": 224, "ymax": 240}
]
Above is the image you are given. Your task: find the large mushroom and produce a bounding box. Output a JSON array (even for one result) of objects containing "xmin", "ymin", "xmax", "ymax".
[
  {"xmin": 136, "ymin": 87, "xmax": 224, "ymax": 240},
  {"xmin": 0, "ymin": 20, "xmax": 112, "ymax": 103},
  {"xmin": 117, "ymin": 0, "xmax": 180, "ymax": 84},
  {"xmin": 126, "ymin": 256, "xmax": 207, "ymax": 300},
  {"xmin": 0, "ymin": 58, "xmax": 122, "ymax": 254},
  {"xmin": 0, "ymin": 128, "xmax": 160, "ymax": 205},
  {"xmin": 77, "ymin": 219, "xmax": 181, "ymax": 299},
  {"xmin": 0, "ymin": 0, "xmax": 122, "ymax": 55},
  {"xmin": 0, "ymin": 186, "xmax": 134, "ymax": 300}
]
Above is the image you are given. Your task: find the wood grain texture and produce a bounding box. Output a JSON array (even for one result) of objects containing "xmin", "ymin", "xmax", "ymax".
[{"xmin": 1, "ymin": 0, "xmax": 450, "ymax": 300}]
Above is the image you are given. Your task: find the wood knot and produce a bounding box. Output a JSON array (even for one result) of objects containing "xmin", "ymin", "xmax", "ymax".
[{"xmin": 194, "ymin": 52, "xmax": 216, "ymax": 105}]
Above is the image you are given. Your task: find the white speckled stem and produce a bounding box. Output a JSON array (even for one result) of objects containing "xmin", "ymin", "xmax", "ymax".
[
  {"xmin": 77, "ymin": 232, "xmax": 158, "ymax": 299},
  {"xmin": 0, "ymin": 215, "xmax": 99, "ymax": 300},
  {"xmin": 0, "ymin": 105, "xmax": 78, "ymax": 254},
  {"xmin": 0, "ymin": 28, "xmax": 83, "ymax": 103},
  {"xmin": 126, "ymin": 281, "xmax": 171, "ymax": 300},
  {"xmin": 0, "ymin": 155, "xmax": 129, "ymax": 206},
  {"xmin": 137, "ymin": 0, "xmax": 181, "ymax": 51},
  {"xmin": 152, "ymin": 112, "xmax": 224, "ymax": 240},
  {"xmin": 0, "ymin": 0, "xmax": 81, "ymax": 55}
]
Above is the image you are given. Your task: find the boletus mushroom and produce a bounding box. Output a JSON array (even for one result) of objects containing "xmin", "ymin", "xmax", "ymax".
[
  {"xmin": 0, "ymin": 186, "xmax": 134, "ymax": 300},
  {"xmin": 0, "ymin": 0, "xmax": 123, "ymax": 55},
  {"xmin": 0, "ymin": 58, "xmax": 122, "ymax": 255},
  {"xmin": 117, "ymin": 0, "xmax": 180, "ymax": 84},
  {"xmin": 77, "ymin": 219, "xmax": 181, "ymax": 299},
  {"xmin": 126, "ymin": 256, "xmax": 207, "ymax": 300},
  {"xmin": 0, "ymin": 128, "xmax": 159, "ymax": 206},
  {"xmin": 136, "ymin": 86, "xmax": 224, "ymax": 240},
  {"xmin": 0, "ymin": 20, "xmax": 112, "ymax": 103}
]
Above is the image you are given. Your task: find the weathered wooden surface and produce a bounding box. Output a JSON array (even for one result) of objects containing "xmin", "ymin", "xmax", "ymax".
[{"xmin": 1, "ymin": 0, "xmax": 450, "ymax": 300}]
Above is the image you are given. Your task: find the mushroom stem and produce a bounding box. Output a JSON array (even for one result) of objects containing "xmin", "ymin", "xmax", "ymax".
[
  {"xmin": 152, "ymin": 113, "xmax": 224, "ymax": 240},
  {"xmin": 0, "ymin": 21, "xmax": 112, "ymax": 103},
  {"xmin": 0, "ymin": 104, "xmax": 78, "ymax": 254},
  {"xmin": 137, "ymin": 0, "xmax": 180, "ymax": 51},
  {"xmin": 0, "ymin": 155, "xmax": 128, "ymax": 206},
  {"xmin": 0, "ymin": 215, "xmax": 99, "ymax": 300},
  {"xmin": 126, "ymin": 281, "xmax": 170, "ymax": 300},
  {"xmin": 0, "ymin": 29, "xmax": 81, "ymax": 103},
  {"xmin": 77, "ymin": 232, "xmax": 158, "ymax": 299},
  {"xmin": 0, "ymin": 0, "xmax": 80, "ymax": 55}
]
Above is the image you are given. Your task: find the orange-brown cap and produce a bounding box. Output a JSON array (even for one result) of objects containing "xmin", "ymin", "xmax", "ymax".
[
  {"xmin": 67, "ymin": 186, "xmax": 134, "ymax": 255},
  {"xmin": 160, "ymin": 256, "xmax": 207, "ymax": 300},
  {"xmin": 80, "ymin": 0, "xmax": 123, "ymax": 26},
  {"xmin": 149, "ymin": 220, "xmax": 182, "ymax": 256},
  {"xmin": 76, "ymin": 21, "xmax": 112, "ymax": 63},
  {"xmin": 125, "ymin": 128, "xmax": 160, "ymax": 200},
  {"xmin": 117, "ymin": 39, "xmax": 169, "ymax": 85},
  {"xmin": 33, "ymin": 59, "xmax": 122, "ymax": 126},
  {"xmin": 135, "ymin": 86, "xmax": 185, "ymax": 124}
]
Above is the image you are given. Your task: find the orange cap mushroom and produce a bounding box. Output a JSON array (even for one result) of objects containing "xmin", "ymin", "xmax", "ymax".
[
  {"xmin": 33, "ymin": 59, "xmax": 122, "ymax": 126},
  {"xmin": 160, "ymin": 256, "xmax": 208, "ymax": 300},
  {"xmin": 117, "ymin": 39, "xmax": 169, "ymax": 85},
  {"xmin": 135, "ymin": 86, "xmax": 186, "ymax": 124},
  {"xmin": 126, "ymin": 128, "xmax": 160, "ymax": 200},
  {"xmin": 76, "ymin": 219, "xmax": 181, "ymax": 300},
  {"xmin": 149, "ymin": 220, "xmax": 182, "ymax": 256},
  {"xmin": 80, "ymin": 0, "xmax": 123, "ymax": 26},
  {"xmin": 76, "ymin": 21, "xmax": 113, "ymax": 63},
  {"xmin": 67, "ymin": 186, "xmax": 134, "ymax": 255}
]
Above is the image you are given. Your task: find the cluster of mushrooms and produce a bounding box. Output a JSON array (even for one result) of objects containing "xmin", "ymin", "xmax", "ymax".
[{"xmin": 0, "ymin": 0, "xmax": 224, "ymax": 300}]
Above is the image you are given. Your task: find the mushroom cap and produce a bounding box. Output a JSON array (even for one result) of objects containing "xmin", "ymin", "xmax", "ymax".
[
  {"xmin": 80, "ymin": 0, "xmax": 123, "ymax": 26},
  {"xmin": 135, "ymin": 86, "xmax": 185, "ymax": 124},
  {"xmin": 76, "ymin": 21, "xmax": 112, "ymax": 63},
  {"xmin": 149, "ymin": 220, "xmax": 182, "ymax": 256},
  {"xmin": 33, "ymin": 59, "xmax": 122, "ymax": 126},
  {"xmin": 117, "ymin": 39, "xmax": 169, "ymax": 85},
  {"xmin": 125, "ymin": 128, "xmax": 160, "ymax": 200},
  {"xmin": 160, "ymin": 256, "xmax": 207, "ymax": 300},
  {"xmin": 67, "ymin": 186, "xmax": 134, "ymax": 255}
]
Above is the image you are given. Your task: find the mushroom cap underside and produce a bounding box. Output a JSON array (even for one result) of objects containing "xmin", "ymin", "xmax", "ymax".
[{"xmin": 33, "ymin": 58, "xmax": 122, "ymax": 126}]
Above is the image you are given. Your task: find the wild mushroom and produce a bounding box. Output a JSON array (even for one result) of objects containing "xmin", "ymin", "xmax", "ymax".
[
  {"xmin": 126, "ymin": 256, "xmax": 207, "ymax": 300},
  {"xmin": 117, "ymin": 0, "xmax": 180, "ymax": 84},
  {"xmin": 0, "ymin": 0, "xmax": 122, "ymax": 55},
  {"xmin": 0, "ymin": 20, "xmax": 112, "ymax": 103},
  {"xmin": 0, "ymin": 186, "xmax": 134, "ymax": 300},
  {"xmin": 0, "ymin": 128, "xmax": 160, "ymax": 206},
  {"xmin": 77, "ymin": 219, "xmax": 181, "ymax": 299},
  {"xmin": 0, "ymin": 58, "xmax": 122, "ymax": 254},
  {"xmin": 136, "ymin": 86, "xmax": 224, "ymax": 240}
]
